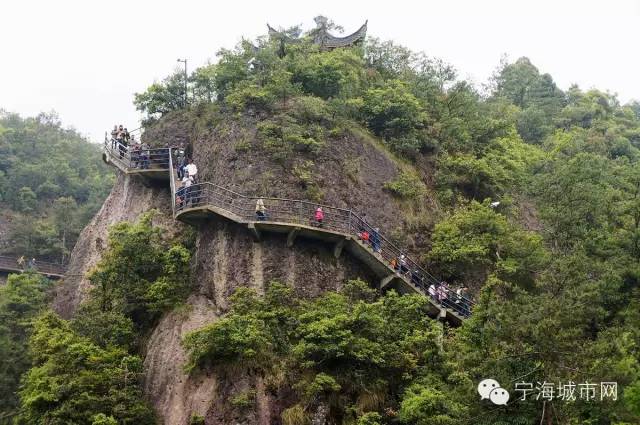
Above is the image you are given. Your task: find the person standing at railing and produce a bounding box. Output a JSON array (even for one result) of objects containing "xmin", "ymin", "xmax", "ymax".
[
  {"xmin": 255, "ymin": 198, "xmax": 267, "ymax": 221},
  {"xmin": 428, "ymin": 282, "xmax": 437, "ymax": 302},
  {"xmin": 17, "ymin": 255, "xmax": 25, "ymax": 271},
  {"xmin": 185, "ymin": 158, "xmax": 198, "ymax": 183},
  {"xmin": 411, "ymin": 269, "xmax": 423, "ymax": 287},
  {"xmin": 111, "ymin": 125, "xmax": 118, "ymax": 149},
  {"xmin": 358, "ymin": 229, "xmax": 370, "ymax": 244},
  {"xmin": 398, "ymin": 254, "xmax": 408, "ymax": 275},
  {"xmin": 176, "ymin": 176, "xmax": 192, "ymax": 208},
  {"xmin": 437, "ymin": 281, "xmax": 449, "ymax": 306},
  {"xmin": 175, "ymin": 143, "xmax": 186, "ymax": 178},
  {"xmin": 371, "ymin": 228, "xmax": 381, "ymax": 254},
  {"xmin": 314, "ymin": 207, "xmax": 324, "ymax": 227},
  {"xmin": 140, "ymin": 143, "xmax": 150, "ymax": 169},
  {"xmin": 457, "ymin": 286, "xmax": 471, "ymax": 317},
  {"xmin": 131, "ymin": 142, "xmax": 141, "ymax": 168},
  {"xmin": 118, "ymin": 127, "xmax": 128, "ymax": 159}
]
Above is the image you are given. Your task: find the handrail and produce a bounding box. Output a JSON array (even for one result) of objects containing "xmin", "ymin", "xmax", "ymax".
[
  {"xmin": 0, "ymin": 255, "xmax": 66, "ymax": 276},
  {"xmin": 169, "ymin": 148, "xmax": 176, "ymax": 213},
  {"xmin": 173, "ymin": 182, "xmax": 475, "ymax": 313},
  {"xmin": 104, "ymin": 139, "xmax": 475, "ymax": 318},
  {"xmin": 103, "ymin": 137, "xmax": 171, "ymax": 171}
]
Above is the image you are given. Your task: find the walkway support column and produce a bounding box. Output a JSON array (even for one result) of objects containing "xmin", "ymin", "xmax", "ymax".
[
  {"xmin": 333, "ymin": 237, "xmax": 348, "ymax": 258},
  {"xmin": 248, "ymin": 223, "xmax": 261, "ymax": 242},
  {"xmin": 379, "ymin": 274, "xmax": 395, "ymax": 290},
  {"xmin": 287, "ymin": 227, "xmax": 301, "ymax": 248}
]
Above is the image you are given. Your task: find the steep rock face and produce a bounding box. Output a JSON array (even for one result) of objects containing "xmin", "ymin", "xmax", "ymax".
[
  {"xmin": 144, "ymin": 220, "xmax": 376, "ymax": 425},
  {"xmin": 53, "ymin": 173, "xmax": 177, "ymax": 318},
  {"xmin": 144, "ymin": 110, "xmax": 426, "ymax": 243},
  {"xmin": 59, "ymin": 110, "xmax": 431, "ymax": 424}
]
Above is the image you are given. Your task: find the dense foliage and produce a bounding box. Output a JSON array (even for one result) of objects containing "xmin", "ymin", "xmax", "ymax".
[
  {"xmin": 0, "ymin": 214, "xmax": 192, "ymax": 423},
  {"xmin": 0, "ymin": 111, "xmax": 114, "ymax": 261},
  {"xmin": 184, "ymin": 281, "xmax": 466, "ymax": 425},
  {"xmin": 0, "ymin": 273, "xmax": 52, "ymax": 421}
]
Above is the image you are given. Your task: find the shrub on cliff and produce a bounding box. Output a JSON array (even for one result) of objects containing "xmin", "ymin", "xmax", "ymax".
[
  {"xmin": 184, "ymin": 280, "xmax": 461, "ymax": 424},
  {"xmin": 87, "ymin": 211, "xmax": 192, "ymax": 332}
]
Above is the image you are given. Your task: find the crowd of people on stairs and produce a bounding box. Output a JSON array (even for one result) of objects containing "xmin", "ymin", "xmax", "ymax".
[{"xmin": 175, "ymin": 150, "xmax": 199, "ymax": 209}]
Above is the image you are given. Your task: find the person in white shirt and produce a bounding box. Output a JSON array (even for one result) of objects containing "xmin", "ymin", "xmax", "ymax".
[
  {"xmin": 185, "ymin": 158, "xmax": 198, "ymax": 182},
  {"xmin": 428, "ymin": 283, "xmax": 436, "ymax": 301}
]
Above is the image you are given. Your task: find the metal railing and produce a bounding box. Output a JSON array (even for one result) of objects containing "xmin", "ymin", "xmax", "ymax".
[
  {"xmin": 172, "ymin": 179, "xmax": 476, "ymax": 316},
  {"xmin": 103, "ymin": 137, "xmax": 171, "ymax": 171},
  {"xmin": 0, "ymin": 255, "xmax": 66, "ymax": 276},
  {"xmin": 104, "ymin": 141, "xmax": 475, "ymax": 319}
]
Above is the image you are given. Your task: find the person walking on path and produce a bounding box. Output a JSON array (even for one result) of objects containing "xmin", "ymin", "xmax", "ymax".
[
  {"xmin": 255, "ymin": 198, "xmax": 267, "ymax": 221},
  {"xmin": 17, "ymin": 256, "xmax": 25, "ymax": 271},
  {"xmin": 314, "ymin": 207, "xmax": 324, "ymax": 227},
  {"xmin": 185, "ymin": 158, "xmax": 198, "ymax": 183},
  {"xmin": 371, "ymin": 227, "xmax": 381, "ymax": 253}
]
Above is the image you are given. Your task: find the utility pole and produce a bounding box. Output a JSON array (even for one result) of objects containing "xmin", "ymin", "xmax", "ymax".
[{"xmin": 177, "ymin": 58, "xmax": 188, "ymax": 107}]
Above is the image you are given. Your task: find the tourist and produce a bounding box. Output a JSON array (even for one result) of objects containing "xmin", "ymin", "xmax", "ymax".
[
  {"xmin": 140, "ymin": 143, "xmax": 150, "ymax": 169},
  {"xmin": 176, "ymin": 176, "xmax": 192, "ymax": 208},
  {"xmin": 411, "ymin": 269, "xmax": 422, "ymax": 286},
  {"xmin": 17, "ymin": 255, "xmax": 25, "ymax": 271},
  {"xmin": 314, "ymin": 207, "xmax": 324, "ymax": 227},
  {"xmin": 458, "ymin": 286, "xmax": 471, "ymax": 317},
  {"xmin": 437, "ymin": 281, "xmax": 449, "ymax": 306},
  {"xmin": 116, "ymin": 125, "xmax": 124, "ymax": 144},
  {"xmin": 398, "ymin": 254, "xmax": 408, "ymax": 275},
  {"xmin": 111, "ymin": 125, "xmax": 118, "ymax": 149},
  {"xmin": 358, "ymin": 228, "xmax": 370, "ymax": 244},
  {"xmin": 124, "ymin": 127, "xmax": 130, "ymax": 142},
  {"xmin": 131, "ymin": 142, "xmax": 141, "ymax": 168},
  {"xmin": 185, "ymin": 158, "xmax": 198, "ymax": 183},
  {"xmin": 118, "ymin": 129, "xmax": 128, "ymax": 159},
  {"xmin": 371, "ymin": 227, "xmax": 381, "ymax": 253},
  {"xmin": 255, "ymin": 198, "xmax": 267, "ymax": 221},
  {"xmin": 176, "ymin": 143, "xmax": 186, "ymax": 178},
  {"xmin": 428, "ymin": 282, "xmax": 437, "ymax": 302}
]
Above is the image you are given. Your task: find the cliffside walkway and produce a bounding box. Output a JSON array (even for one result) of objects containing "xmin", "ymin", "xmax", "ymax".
[
  {"xmin": 0, "ymin": 255, "xmax": 66, "ymax": 279},
  {"xmin": 103, "ymin": 141, "xmax": 473, "ymax": 325}
]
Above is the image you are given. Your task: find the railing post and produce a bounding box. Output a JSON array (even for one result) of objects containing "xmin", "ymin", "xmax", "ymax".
[{"xmin": 168, "ymin": 147, "xmax": 176, "ymax": 217}]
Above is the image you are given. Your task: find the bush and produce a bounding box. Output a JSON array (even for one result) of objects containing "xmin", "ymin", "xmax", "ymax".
[{"xmin": 383, "ymin": 172, "xmax": 426, "ymax": 199}]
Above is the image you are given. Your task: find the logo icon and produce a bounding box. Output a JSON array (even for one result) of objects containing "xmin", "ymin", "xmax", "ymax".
[{"xmin": 478, "ymin": 378, "xmax": 510, "ymax": 405}]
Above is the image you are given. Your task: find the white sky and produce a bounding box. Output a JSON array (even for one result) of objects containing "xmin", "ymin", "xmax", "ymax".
[{"xmin": 1, "ymin": 0, "xmax": 638, "ymax": 142}]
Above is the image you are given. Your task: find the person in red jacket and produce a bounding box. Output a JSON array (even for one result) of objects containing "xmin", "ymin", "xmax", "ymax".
[{"xmin": 314, "ymin": 207, "xmax": 324, "ymax": 227}]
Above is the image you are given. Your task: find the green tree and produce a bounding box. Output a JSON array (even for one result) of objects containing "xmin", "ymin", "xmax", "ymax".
[
  {"xmin": 0, "ymin": 273, "xmax": 51, "ymax": 417},
  {"xmin": 18, "ymin": 312, "xmax": 155, "ymax": 425},
  {"xmin": 88, "ymin": 212, "xmax": 191, "ymax": 331}
]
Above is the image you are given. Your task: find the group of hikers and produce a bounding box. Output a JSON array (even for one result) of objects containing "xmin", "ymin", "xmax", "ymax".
[
  {"xmin": 104, "ymin": 132, "xmax": 474, "ymax": 318},
  {"xmin": 175, "ymin": 145, "xmax": 200, "ymax": 209},
  {"xmin": 16, "ymin": 256, "xmax": 37, "ymax": 271},
  {"xmin": 254, "ymin": 199, "xmax": 327, "ymax": 228},
  {"xmin": 252, "ymin": 197, "xmax": 474, "ymax": 317},
  {"xmin": 428, "ymin": 281, "xmax": 472, "ymax": 317},
  {"xmin": 108, "ymin": 124, "xmax": 158, "ymax": 169}
]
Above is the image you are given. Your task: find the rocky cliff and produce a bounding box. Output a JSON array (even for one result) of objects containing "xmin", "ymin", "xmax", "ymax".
[{"xmin": 53, "ymin": 109, "xmax": 432, "ymax": 424}]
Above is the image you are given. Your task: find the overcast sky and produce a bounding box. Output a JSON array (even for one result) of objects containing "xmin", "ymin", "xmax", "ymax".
[{"xmin": 1, "ymin": 0, "xmax": 638, "ymax": 142}]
